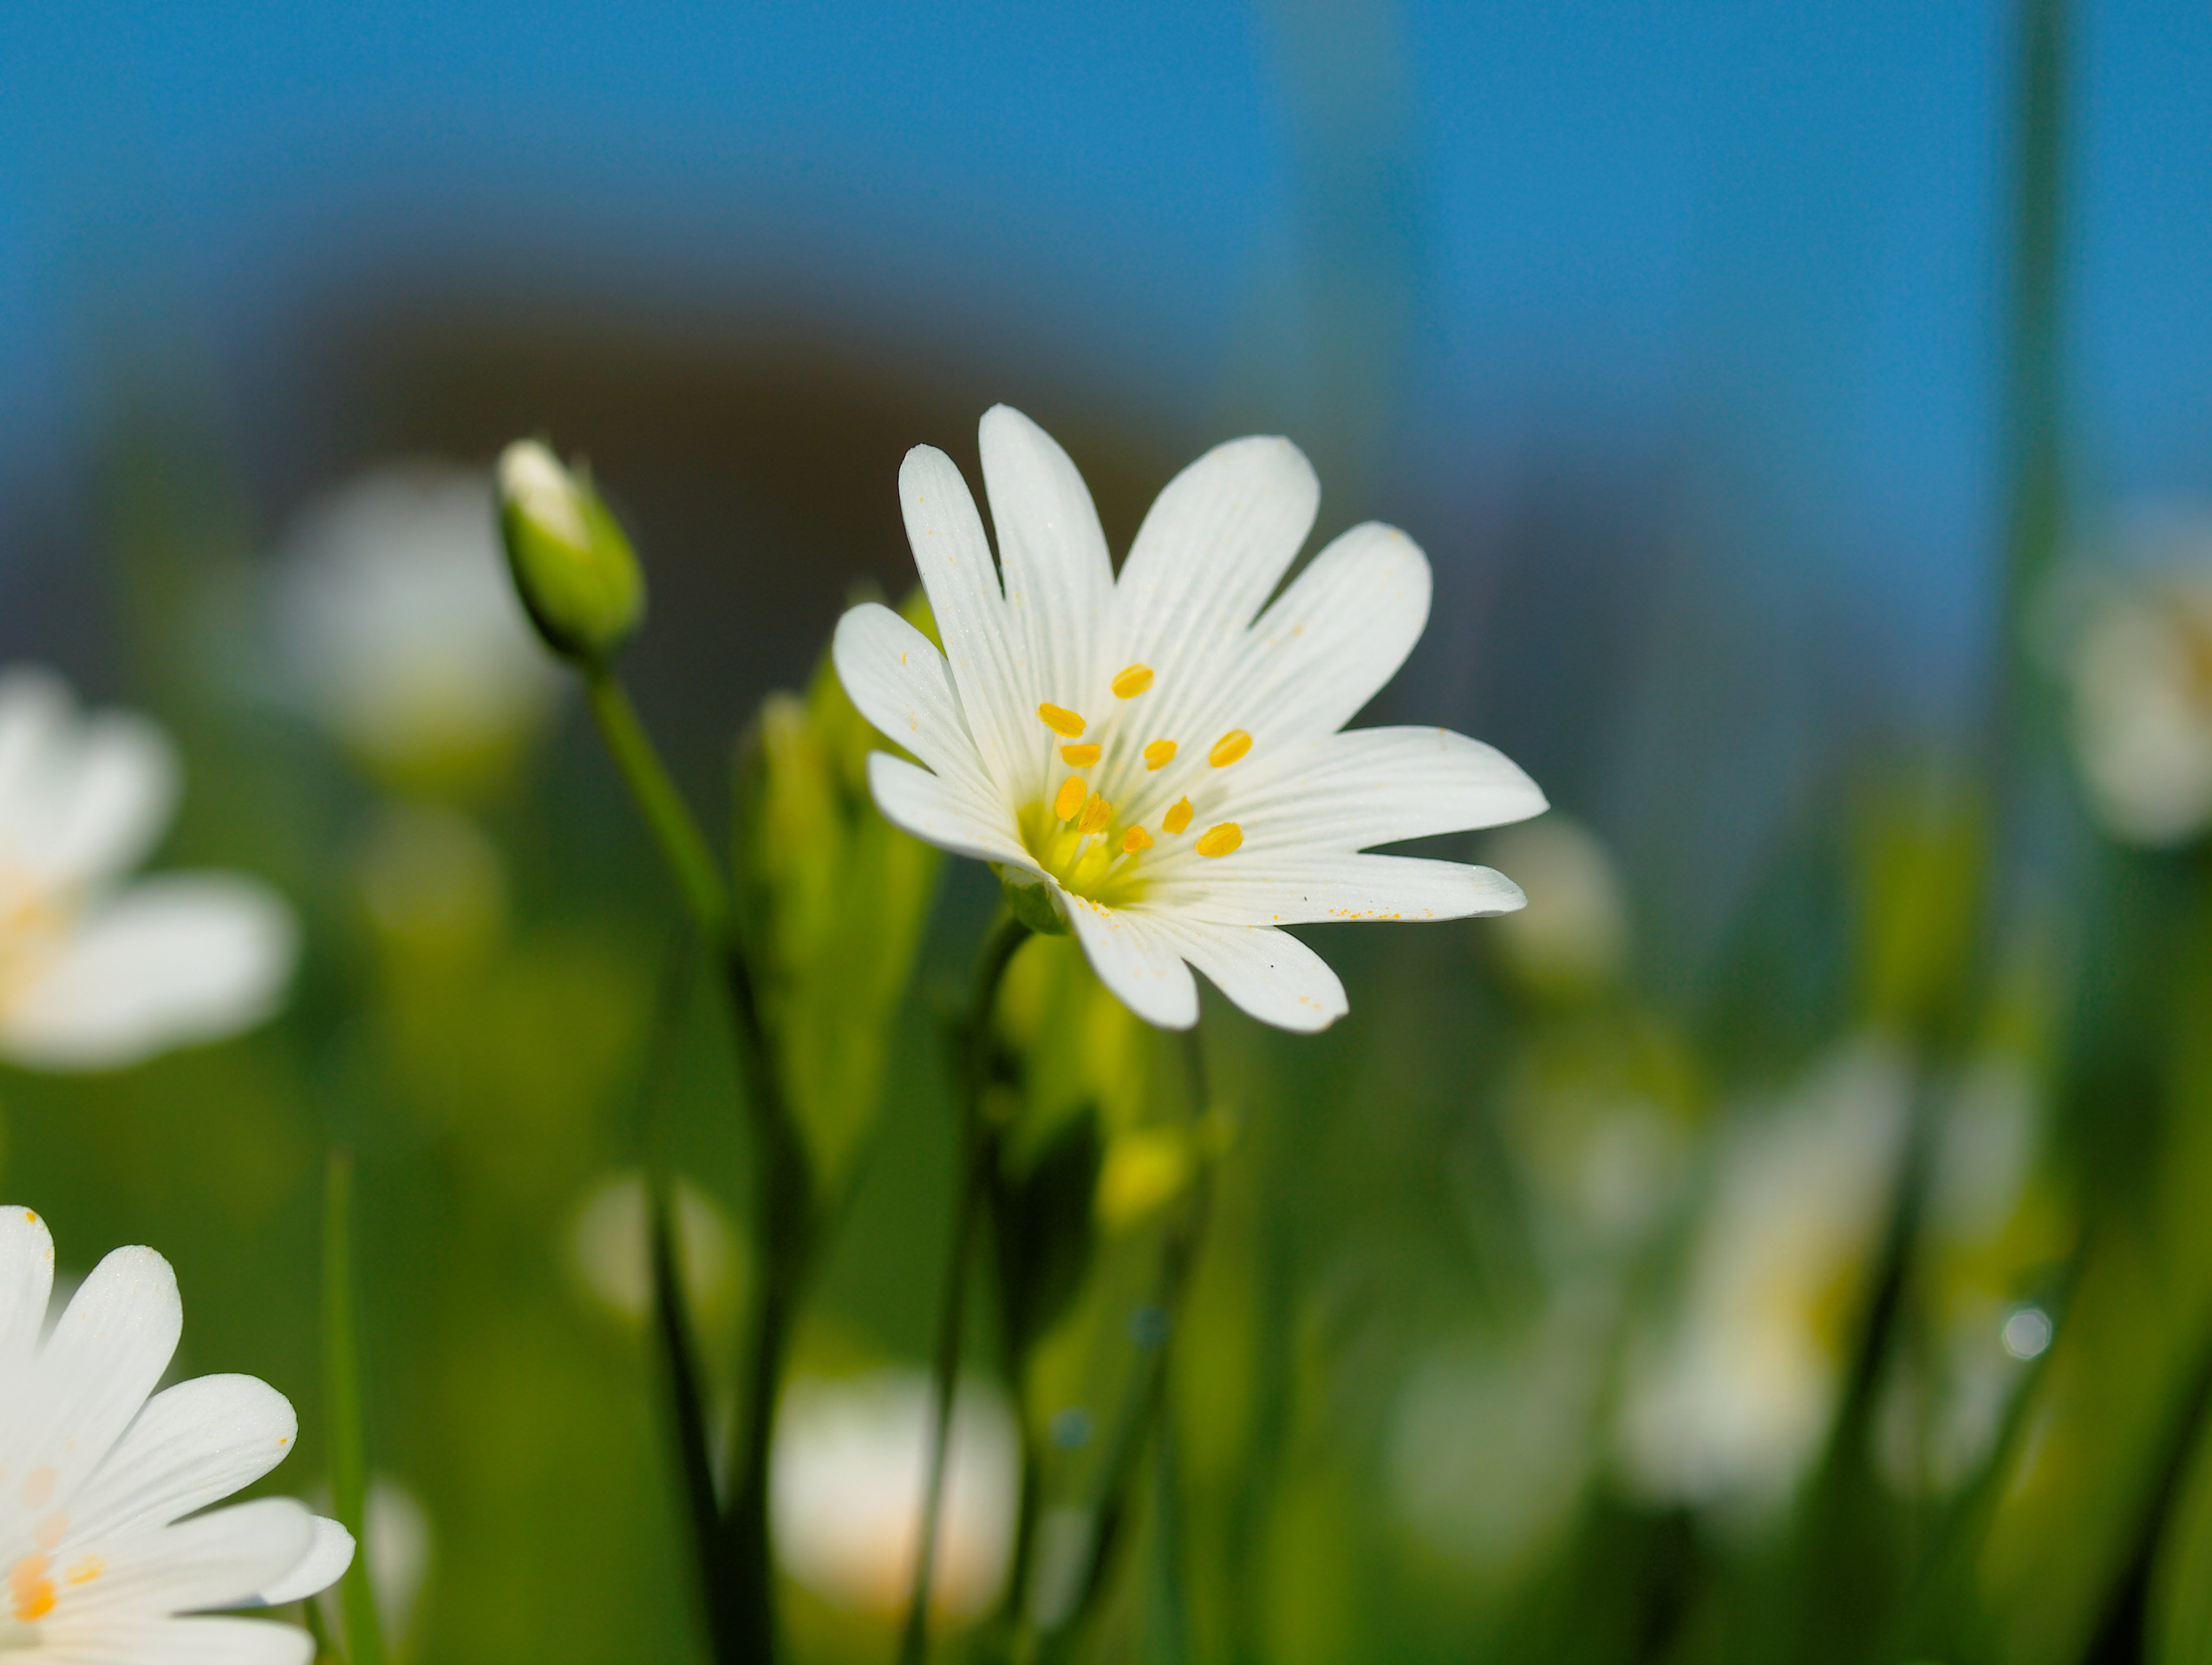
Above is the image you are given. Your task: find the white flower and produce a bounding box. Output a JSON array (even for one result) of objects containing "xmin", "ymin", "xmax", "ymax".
[
  {"xmin": 273, "ymin": 462, "xmax": 562, "ymax": 783},
  {"xmin": 2061, "ymin": 529, "xmax": 2212, "ymax": 847},
  {"xmin": 0, "ymin": 1206, "xmax": 353, "ymax": 1662},
  {"xmin": 1617, "ymin": 1039, "xmax": 1911, "ymax": 1517},
  {"xmin": 1481, "ymin": 815, "xmax": 1630, "ymax": 994},
  {"xmin": 565, "ymin": 1172, "xmax": 742, "ymax": 1332},
  {"xmin": 770, "ymin": 1370, "xmax": 1017, "ymax": 1628},
  {"xmin": 0, "ymin": 669, "xmax": 298, "ymax": 1071},
  {"xmin": 833, "ymin": 406, "xmax": 1545, "ymax": 1031}
]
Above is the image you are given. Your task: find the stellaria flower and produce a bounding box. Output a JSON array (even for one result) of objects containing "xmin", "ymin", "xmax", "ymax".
[
  {"xmin": 273, "ymin": 461, "xmax": 562, "ymax": 789},
  {"xmin": 771, "ymin": 1370, "xmax": 1018, "ymax": 1627},
  {"xmin": 0, "ymin": 669, "xmax": 298, "ymax": 1071},
  {"xmin": 0, "ymin": 1206, "xmax": 353, "ymax": 1661},
  {"xmin": 832, "ymin": 406, "xmax": 1545, "ymax": 1030}
]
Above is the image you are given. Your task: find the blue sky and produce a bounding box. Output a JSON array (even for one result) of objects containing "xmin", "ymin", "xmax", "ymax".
[{"xmin": 1, "ymin": 1, "xmax": 2208, "ymax": 698}]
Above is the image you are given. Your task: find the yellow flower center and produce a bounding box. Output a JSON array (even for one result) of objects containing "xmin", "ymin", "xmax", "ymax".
[{"xmin": 1020, "ymin": 671, "xmax": 1248, "ymax": 904}]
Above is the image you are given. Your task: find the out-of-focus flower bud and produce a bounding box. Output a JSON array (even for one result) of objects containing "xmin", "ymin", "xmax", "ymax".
[
  {"xmin": 1480, "ymin": 816, "xmax": 1629, "ymax": 997},
  {"xmin": 1094, "ymin": 1125, "xmax": 1194, "ymax": 1233},
  {"xmin": 495, "ymin": 440, "xmax": 645, "ymax": 664}
]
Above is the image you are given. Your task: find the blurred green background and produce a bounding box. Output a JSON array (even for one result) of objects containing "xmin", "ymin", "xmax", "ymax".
[{"xmin": 5, "ymin": 2, "xmax": 2212, "ymax": 1662}]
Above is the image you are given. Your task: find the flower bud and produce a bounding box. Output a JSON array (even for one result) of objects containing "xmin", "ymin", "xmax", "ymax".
[{"xmin": 495, "ymin": 440, "xmax": 645, "ymax": 663}]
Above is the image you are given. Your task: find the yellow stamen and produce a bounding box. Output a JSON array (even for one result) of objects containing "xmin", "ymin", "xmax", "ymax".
[
  {"xmin": 1053, "ymin": 777, "xmax": 1088, "ymax": 821},
  {"xmin": 1209, "ymin": 730, "xmax": 1252, "ymax": 767},
  {"xmin": 1060, "ymin": 743, "xmax": 1102, "ymax": 766},
  {"xmin": 1123, "ymin": 826, "xmax": 1154, "ymax": 853},
  {"xmin": 63, "ymin": 1557, "xmax": 101, "ymax": 1588},
  {"xmin": 1163, "ymin": 797, "xmax": 1194, "ymax": 835},
  {"xmin": 1143, "ymin": 739, "xmax": 1177, "ymax": 770},
  {"xmin": 1079, "ymin": 795, "xmax": 1114, "ymax": 835},
  {"xmin": 11, "ymin": 1553, "xmax": 53, "ymax": 1622},
  {"xmin": 1111, "ymin": 664, "xmax": 1156, "ymax": 698},
  {"xmin": 1038, "ymin": 703, "xmax": 1087, "ymax": 738},
  {"xmin": 1196, "ymin": 823, "xmax": 1243, "ymax": 857}
]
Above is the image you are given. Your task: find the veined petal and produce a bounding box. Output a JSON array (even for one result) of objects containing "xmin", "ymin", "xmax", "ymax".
[
  {"xmin": 1113, "ymin": 437, "xmax": 1319, "ymax": 759},
  {"xmin": 0, "ymin": 875, "xmax": 299, "ymax": 1072},
  {"xmin": 36, "ymin": 1616, "xmax": 315, "ymax": 1665},
  {"xmin": 1225, "ymin": 727, "xmax": 1549, "ymax": 851},
  {"xmin": 0, "ymin": 1207, "xmax": 54, "ymax": 1376},
  {"xmin": 1240, "ymin": 522, "xmax": 1431, "ymax": 745},
  {"xmin": 1064, "ymin": 897, "xmax": 1199, "ymax": 1030},
  {"xmin": 1157, "ymin": 853, "xmax": 1527, "ymax": 927},
  {"xmin": 981, "ymin": 406, "xmax": 1112, "ymax": 717},
  {"xmin": 865, "ymin": 753, "xmax": 1033, "ymax": 873},
  {"xmin": 12, "ymin": 1247, "xmax": 181, "ymax": 1513},
  {"xmin": 899, "ymin": 446, "xmax": 1034, "ymax": 799},
  {"xmin": 831, "ymin": 603, "xmax": 996, "ymax": 798},
  {"xmin": 65, "ymin": 1497, "xmax": 314, "ymax": 1619},
  {"xmin": 70, "ymin": 1375, "xmax": 299, "ymax": 1543},
  {"xmin": 253, "ymin": 1516, "xmax": 354, "ymax": 1607},
  {"xmin": 1149, "ymin": 916, "xmax": 1347, "ymax": 1033},
  {"xmin": 0, "ymin": 669, "xmax": 180, "ymax": 890}
]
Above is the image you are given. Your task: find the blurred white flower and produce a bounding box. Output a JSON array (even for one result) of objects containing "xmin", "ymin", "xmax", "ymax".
[
  {"xmin": 1482, "ymin": 815, "xmax": 1630, "ymax": 994},
  {"xmin": 566, "ymin": 1172, "xmax": 741, "ymax": 1334},
  {"xmin": 355, "ymin": 802, "xmax": 509, "ymax": 958},
  {"xmin": 833, "ymin": 405, "xmax": 1542, "ymax": 1032},
  {"xmin": 316, "ymin": 1478, "xmax": 431, "ymax": 1661},
  {"xmin": 0, "ymin": 668, "xmax": 297, "ymax": 1071},
  {"xmin": 1618, "ymin": 1038, "xmax": 1911, "ymax": 1517},
  {"xmin": 0, "ymin": 1206, "xmax": 351, "ymax": 1661},
  {"xmin": 273, "ymin": 462, "xmax": 562, "ymax": 785},
  {"xmin": 2059, "ymin": 504, "xmax": 2212, "ymax": 846},
  {"xmin": 771, "ymin": 1369, "xmax": 1019, "ymax": 1628}
]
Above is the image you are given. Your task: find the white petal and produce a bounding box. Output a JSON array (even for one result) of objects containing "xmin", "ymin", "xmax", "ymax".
[
  {"xmin": 38, "ymin": 1616, "xmax": 315, "ymax": 1665},
  {"xmin": 12, "ymin": 1247, "xmax": 181, "ymax": 1514},
  {"xmin": 831, "ymin": 603, "xmax": 996, "ymax": 799},
  {"xmin": 899, "ymin": 446, "xmax": 1035, "ymax": 799},
  {"xmin": 71, "ymin": 1374, "xmax": 300, "ymax": 1543},
  {"xmin": 1112, "ymin": 438, "xmax": 1319, "ymax": 765},
  {"xmin": 1241, "ymin": 522, "xmax": 1432, "ymax": 744},
  {"xmin": 1149, "ymin": 917, "xmax": 1348, "ymax": 1033},
  {"xmin": 980, "ymin": 405, "xmax": 1113, "ymax": 723},
  {"xmin": 0, "ymin": 1207, "xmax": 55, "ymax": 1374},
  {"xmin": 254, "ymin": 1516, "xmax": 355, "ymax": 1606},
  {"xmin": 1226, "ymin": 727, "xmax": 1549, "ymax": 851},
  {"xmin": 0, "ymin": 669, "xmax": 180, "ymax": 890},
  {"xmin": 67, "ymin": 1497, "xmax": 314, "ymax": 1618},
  {"xmin": 0, "ymin": 875, "xmax": 299, "ymax": 1071},
  {"xmin": 1159, "ymin": 853, "xmax": 1527, "ymax": 927},
  {"xmin": 865, "ymin": 754, "xmax": 1034, "ymax": 872},
  {"xmin": 1064, "ymin": 897, "xmax": 1199, "ymax": 1030}
]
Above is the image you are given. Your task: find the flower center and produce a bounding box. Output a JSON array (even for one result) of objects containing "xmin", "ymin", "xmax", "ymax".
[
  {"xmin": 0, "ymin": 866, "xmax": 71, "ymax": 1016},
  {"xmin": 1015, "ymin": 667, "xmax": 1248, "ymax": 906}
]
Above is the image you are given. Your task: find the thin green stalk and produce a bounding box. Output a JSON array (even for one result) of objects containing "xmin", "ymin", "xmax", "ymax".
[
  {"xmin": 323, "ymin": 1150, "xmax": 388, "ymax": 1665},
  {"xmin": 578, "ymin": 662, "xmax": 811, "ymax": 1664},
  {"xmin": 898, "ymin": 912, "xmax": 1032, "ymax": 1665}
]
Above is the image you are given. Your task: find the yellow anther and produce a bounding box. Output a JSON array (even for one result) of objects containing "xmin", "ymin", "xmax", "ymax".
[
  {"xmin": 1079, "ymin": 795, "xmax": 1114, "ymax": 835},
  {"xmin": 1038, "ymin": 703, "xmax": 1087, "ymax": 738},
  {"xmin": 1111, "ymin": 664, "xmax": 1156, "ymax": 698},
  {"xmin": 63, "ymin": 1556, "xmax": 101, "ymax": 1587},
  {"xmin": 1208, "ymin": 730, "xmax": 1252, "ymax": 767},
  {"xmin": 1163, "ymin": 797, "xmax": 1194, "ymax": 835},
  {"xmin": 1196, "ymin": 823, "xmax": 1244, "ymax": 857},
  {"xmin": 11, "ymin": 1553, "xmax": 54, "ymax": 1622},
  {"xmin": 1060, "ymin": 743, "xmax": 1102, "ymax": 766},
  {"xmin": 1053, "ymin": 777, "xmax": 1088, "ymax": 821},
  {"xmin": 1143, "ymin": 739, "xmax": 1177, "ymax": 770},
  {"xmin": 1123, "ymin": 826, "xmax": 1154, "ymax": 853}
]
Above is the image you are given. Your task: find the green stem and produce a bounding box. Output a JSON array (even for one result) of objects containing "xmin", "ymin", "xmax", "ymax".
[
  {"xmin": 898, "ymin": 912, "xmax": 1032, "ymax": 1665},
  {"xmin": 322, "ymin": 1150, "xmax": 388, "ymax": 1665},
  {"xmin": 579, "ymin": 662, "xmax": 811, "ymax": 1664}
]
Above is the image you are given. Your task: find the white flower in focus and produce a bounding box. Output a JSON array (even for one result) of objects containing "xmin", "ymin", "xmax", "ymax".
[
  {"xmin": 1618, "ymin": 1039, "xmax": 1911, "ymax": 1517},
  {"xmin": 2064, "ymin": 552, "xmax": 2212, "ymax": 847},
  {"xmin": 0, "ymin": 1207, "xmax": 353, "ymax": 1661},
  {"xmin": 0, "ymin": 669, "xmax": 298, "ymax": 1071},
  {"xmin": 832, "ymin": 406, "xmax": 1545, "ymax": 1031},
  {"xmin": 771, "ymin": 1370, "xmax": 1018, "ymax": 1628},
  {"xmin": 274, "ymin": 462, "xmax": 562, "ymax": 783}
]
